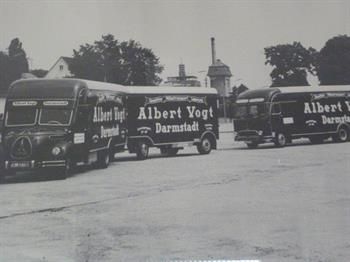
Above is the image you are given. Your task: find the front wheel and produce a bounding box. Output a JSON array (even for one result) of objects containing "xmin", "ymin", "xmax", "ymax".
[
  {"xmin": 333, "ymin": 127, "xmax": 349, "ymax": 142},
  {"xmin": 136, "ymin": 141, "xmax": 149, "ymax": 160},
  {"xmin": 274, "ymin": 133, "xmax": 286, "ymax": 147},
  {"xmin": 96, "ymin": 150, "xmax": 110, "ymax": 169},
  {"xmin": 197, "ymin": 136, "xmax": 213, "ymax": 155},
  {"xmin": 53, "ymin": 159, "xmax": 71, "ymax": 180}
]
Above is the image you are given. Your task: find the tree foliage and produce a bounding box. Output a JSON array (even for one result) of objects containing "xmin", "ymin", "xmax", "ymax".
[
  {"xmin": 265, "ymin": 42, "xmax": 317, "ymax": 87},
  {"xmin": 30, "ymin": 69, "xmax": 48, "ymax": 78},
  {"xmin": 317, "ymin": 35, "xmax": 350, "ymax": 85},
  {"xmin": 0, "ymin": 38, "xmax": 29, "ymax": 93},
  {"xmin": 70, "ymin": 34, "xmax": 163, "ymax": 85}
]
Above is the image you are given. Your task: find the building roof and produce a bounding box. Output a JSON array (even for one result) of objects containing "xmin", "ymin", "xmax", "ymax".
[
  {"xmin": 46, "ymin": 56, "xmax": 73, "ymax": 77},
  {"xmin": 207, "ymin": 59, "xmax": 232, "ymax": 77},
  {"xmin": 61, "ymin": 56, "xmax": 73, "ymax": 65}
]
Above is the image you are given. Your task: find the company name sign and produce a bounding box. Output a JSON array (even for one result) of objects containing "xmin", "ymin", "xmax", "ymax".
[
  {"xmin": 304, "ymin": 101, "xmax": 350, "ymax": 125},
  {"xmin": 136, "ymin": 95, "xmax": 214, "ymax": 135},
  {"xmin": 93, "ymin": 106, "xmax": 126, "ymax": 139}
]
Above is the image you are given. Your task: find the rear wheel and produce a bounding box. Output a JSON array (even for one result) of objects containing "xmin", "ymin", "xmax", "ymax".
[
  {"xmin": 197, "ymin": 136, "xmax": 213, "ymax": 154},
  {"xmin": 136, "ymin": 141, "xmax": 149, "ymax": 160},
  {"xmin": 333, "ymin": 127, "xmax": 349, "ymax": 142},
  {"xmin": 274, "ymin": 133, "xmax": 286, "ymax": 147},
  {"xmin": 246, "ymin": 142, "xmax": 258, "ymax": 149}
]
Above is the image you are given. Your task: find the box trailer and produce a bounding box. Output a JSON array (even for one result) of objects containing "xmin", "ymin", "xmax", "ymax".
[{"xmin": 125, "ymin": 86, "xmax": 219, "ymax": 159}]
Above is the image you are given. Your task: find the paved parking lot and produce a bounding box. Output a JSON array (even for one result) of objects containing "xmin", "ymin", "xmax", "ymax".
[{"xmin": 0, "ymin": 128, "xmax": 349, "ymax": 261}]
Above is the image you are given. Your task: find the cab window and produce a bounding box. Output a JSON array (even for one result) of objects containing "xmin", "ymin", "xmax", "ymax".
[
  {"xmin": 39, "ymin": 108, "xmax": 72, "ymax": 126},
  {"xmin": 6, "ymin": 108, "xmax": 37, "ymax": 126}
]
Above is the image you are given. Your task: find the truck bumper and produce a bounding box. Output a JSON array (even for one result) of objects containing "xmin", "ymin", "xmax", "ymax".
[
  {"xmin": 4, "ymin": 160, "xmax": 66, "ymax": 171},
  {"xmin": 234, "ymin": 131, "xmax": 274, "ymax": 144}
]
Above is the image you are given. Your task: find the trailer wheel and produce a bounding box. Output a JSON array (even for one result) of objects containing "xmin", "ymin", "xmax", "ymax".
[
  {"xmin": 246, "ymin": 142, "xmax": 258, "ymax": 149},
  {"xmin": 96, "ymin": 150, "xmax": 110, "ymax": 169},
  {"xmin": 274, "ymin": 133, "xmax": 286, "ymax": 147},
  {"xmin": 333, "ymin": 126, "xmax": 349, "ymax": 142},
  {"xmin": 136, "ymin": 141, "xmax": 149, "ymax": 160},
  {"xmin": 197, "ymin": 136, "xmax": 213, "ymax": 154},
  {"xmin": 160, "ymin": 148, "xmax": 179, "ymax": 156}
]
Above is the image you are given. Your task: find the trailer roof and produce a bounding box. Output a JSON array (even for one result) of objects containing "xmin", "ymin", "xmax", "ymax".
[
  {"xmin": 125, "ymin": 86, "xmax": 217, "ymax": 95},
  {"xmin": 237, "ymin": 85, "xmax": 350, "ymax": 102},
  {"xmin": 278, "ymin": 85, "xmax": 350, "ymax": 94},
  {"xmin": 10, "ymin": 79, "xmax": 217, "ymax": 96}
]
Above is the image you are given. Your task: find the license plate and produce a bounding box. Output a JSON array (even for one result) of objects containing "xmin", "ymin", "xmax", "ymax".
[{"xmin": 10, "ymin": 161, "xmax": 31, "ymax": 168}]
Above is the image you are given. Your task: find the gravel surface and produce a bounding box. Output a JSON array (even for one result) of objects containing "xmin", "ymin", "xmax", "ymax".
[{"xmin": 0, "ymin": 129, "xmax": 349, "ymax": 261}]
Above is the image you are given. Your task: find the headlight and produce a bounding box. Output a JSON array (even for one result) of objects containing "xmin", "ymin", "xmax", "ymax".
[
  {"xmin": 258, "ymin": 130, "xmax": 263, "ymax": 135},
  {"xmin": 51, "ymin": 146, "xmax": 62, "ymax": 156}
]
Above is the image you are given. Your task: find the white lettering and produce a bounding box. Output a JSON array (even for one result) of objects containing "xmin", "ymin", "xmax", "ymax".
[
  {"xmin": 155, "ymin": 121, "xmax": 199, "ymax": 134},
  {"xmin": 138, "ymin": 107, "xmax": 147, "ymax": 120}
]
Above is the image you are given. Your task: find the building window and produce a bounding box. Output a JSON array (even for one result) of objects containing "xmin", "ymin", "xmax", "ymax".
[{"xmin": 59, "ymin": 65, "xmax": 64, "ymax": 71}]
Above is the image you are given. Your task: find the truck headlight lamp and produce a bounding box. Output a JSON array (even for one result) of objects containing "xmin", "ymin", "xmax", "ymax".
[{"xmin": 52, "ymin": 146, "xmax": 62, "ymax": 156}]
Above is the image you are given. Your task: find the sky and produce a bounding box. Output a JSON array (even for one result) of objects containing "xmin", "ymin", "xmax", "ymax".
[{"xmin": 0, "ymin": 0, "xmax": 349, "ymax": 89}]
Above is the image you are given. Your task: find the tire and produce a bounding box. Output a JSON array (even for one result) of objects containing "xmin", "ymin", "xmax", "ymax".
[
  {"xmin": 197, "ymin": 136, "xmax": 213, "ymax": 155},
  {"xmin": 54, "ymin": 159, "xmax": 71, "ymax": 180},
  {"xmin": 136, "ymin": 141, "xmax": 149, "ymax": 160},
  {"xmin": 246, "ymin": 142, "xmax": 258, "ymax": 149},
  {"xmin": 333, "ymin": 127, "xmax": 349, "ymax": 143},
  {"xmin": 160, "ymin": 147, "xmax": 179, "ymax": 156},
  {"xmin": 0, "ymin": 171, "xmax": 4, "ymax": 183},
  {"xmin": 309, "ymin": 135, "xmax": 324, "ymax": 144},
  {"xmin": 274, "ymin": 133, "xmax": 286, "ymax": 147},
  {"xmin": 96, "ymin": 150, "xmax": 110, "ymax": 169}
]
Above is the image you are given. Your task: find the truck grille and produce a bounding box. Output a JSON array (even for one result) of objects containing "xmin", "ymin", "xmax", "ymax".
[{"xmin": 11, "ymin": 136, "xmax": 32, "ymax": 159}]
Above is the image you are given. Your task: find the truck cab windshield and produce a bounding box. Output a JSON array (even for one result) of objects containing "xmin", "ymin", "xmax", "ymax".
[
  {"xmin": 6, "ymin": 108, "xmax": 37, "ymax": 126},
  {"xmin": 234, "ymin": 103, "xmax": 267, "ymax": 118},
  {"xmin": 39, "ymin": 108, "xmax": 72, "ymax": 126}
]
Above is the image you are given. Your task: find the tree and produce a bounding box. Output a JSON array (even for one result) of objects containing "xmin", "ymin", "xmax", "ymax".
[
  {"xmin": 0, "ymin": 52, "xmax": 11, "ymax": 94},
  {"xmin": 265, "ymin": 42, "xmax": 317, "ymax": 87},
  {"xmin": 230, "ymin": 84, "xmax": 249, "ymax": 102},
  {"xmin": 317, "ymin": 35, "xmax": 350, "ymax": 85},
  {"xmin": 228, "ymin": 84, "xmax": 249, "ymax": 118},
  {"xmin": 30, "ymin": 69, "xmax": 48, "ymax": 78},
  {"xmin": 0, "ymin": 38, "xmax": 29, "ymax": 93},
  {"xmin": 70, "ymin": 34, "xmax": 163, "ymax": 85}
]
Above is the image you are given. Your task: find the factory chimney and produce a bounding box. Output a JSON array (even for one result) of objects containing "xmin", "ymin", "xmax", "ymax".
[{"xmin": 211, "ymin": 37, "xmax": 216, "ymax": 65}]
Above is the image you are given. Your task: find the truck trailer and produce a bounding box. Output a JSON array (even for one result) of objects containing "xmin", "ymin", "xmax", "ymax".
[{"xmin": 1, "ymin": 79, "xmax": 218, "ymax": 179}]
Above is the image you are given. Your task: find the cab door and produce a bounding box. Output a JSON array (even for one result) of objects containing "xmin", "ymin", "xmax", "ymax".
[
  {"xmin": 270, "ymin": 102, "xmax": 284, "ymax": 135},
  {"xmin": 70, "ymin": 104, "xmax": 90, "ymax": 161}
]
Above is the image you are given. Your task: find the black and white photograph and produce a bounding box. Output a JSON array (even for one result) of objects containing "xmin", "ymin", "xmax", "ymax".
[{"xmin": 0, "ymin": 0, "xmax": 350, "ymax": 261}]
